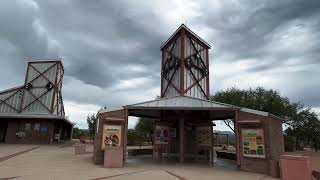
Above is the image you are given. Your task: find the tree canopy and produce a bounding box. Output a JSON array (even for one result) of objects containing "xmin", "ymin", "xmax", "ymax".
[
  {"xmin": 87, "ymin": 114, "xmax": 97, "ymax": 140},
  {"xmin": 211, "ymin": 87, "xmax": 302, "ymax": 123},
  {"xmin": 210, "ymin": 86, "xmax": 320, "ymax": 152},
  {"xmin": 135, "ymin": 117, "xmax": 154, "ymax": 143}
]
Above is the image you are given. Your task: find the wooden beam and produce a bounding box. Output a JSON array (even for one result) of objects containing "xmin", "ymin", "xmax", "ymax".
[
  {"xmin": 179, "ymin": 117, "xmax": 185, "ymax": 163},
  {"xmin": 180, "ymin": 29, "xmax": 185, "ymax": 95},
  {"xmin": 235, "ymin": 110, "xmax": 240, "ymax": 168}
]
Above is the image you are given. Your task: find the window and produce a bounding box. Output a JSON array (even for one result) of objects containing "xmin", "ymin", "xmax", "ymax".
[
  {"xmin": 34, "ymin": 123, "xmax": 40, "ymax": 131},
  {"xmin": 25, "ymin": 123, "xmax": 31, "ymax": 130}
]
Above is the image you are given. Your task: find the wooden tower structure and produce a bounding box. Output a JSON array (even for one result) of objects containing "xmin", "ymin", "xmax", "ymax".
[
  {"xmin": 0, "ymin": 60, "xmax": 65, "ymax": 115},
  {"xmin": 160, "ymin": 24, "xmax": 211, "ymax": 99},
  {"xmin": 0, "ymin": 60, "xmax": 72, "ymax": 144}
]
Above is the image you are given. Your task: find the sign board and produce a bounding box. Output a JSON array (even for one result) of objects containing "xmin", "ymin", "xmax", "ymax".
[
  {"xmin": 155, "ymin": 125, "xmax": 169, "ymax": 144},
  {"xmin": 102, "ymin": 124, "xmax": 122, "ymax": 150},
  {"xmin": 41, "ymin": 127, "xmax": 47, "ymax": 132},
  {"xmin": 196, "ymin": 126, "xmax": 211, "ymax": 146},
  {"xmin": 169, "ymin": 128, "xmax": 176, "ymax": 138},
  {"xmin": 242, "ymin": 128, "xmax": 265, "ymax": 158}
]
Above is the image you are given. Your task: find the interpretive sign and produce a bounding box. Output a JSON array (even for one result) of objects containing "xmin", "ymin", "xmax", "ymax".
[
  {"xmin": 155, "ymin": 125, "xmax": 169, "ymax": 144},
  {"xmin": 169, "ymin": 128, "xmax": 176, "ymax": 138},
  {"xmin": 102, "ymin": 124, "xmax": 122, "ymax": 150},
  {"xmin": 196, "ymin": 126, "xmax": 211, "ymax": 146},
  {"xmin": 242, "ymin": 128, "xmax": 265, "ymax": 158}
]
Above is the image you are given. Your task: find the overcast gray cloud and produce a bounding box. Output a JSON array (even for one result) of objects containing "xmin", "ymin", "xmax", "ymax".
[{"xmin": 0, "ymin": 0, "xmax": 320, "ymax": 128}]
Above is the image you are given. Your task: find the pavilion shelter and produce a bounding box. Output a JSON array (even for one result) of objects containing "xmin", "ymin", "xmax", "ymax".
[{"xmin": 93, "ymin": 24, "xmax": 284, "ymax": 177}]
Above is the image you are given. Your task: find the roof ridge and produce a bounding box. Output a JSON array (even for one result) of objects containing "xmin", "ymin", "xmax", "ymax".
[{"xmin": 160, "ymin": 24, "xmax": 211, "ymax": 50}]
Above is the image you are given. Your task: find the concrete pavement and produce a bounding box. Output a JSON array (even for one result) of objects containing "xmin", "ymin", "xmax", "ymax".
[{"xmin": 0, "ymin": 145, "xmax": 279, "ymax": 180}]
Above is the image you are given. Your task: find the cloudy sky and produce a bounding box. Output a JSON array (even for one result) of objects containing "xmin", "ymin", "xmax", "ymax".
[{"xmin": 0, "ymin": 0, "xmax": 319, "ymax": 129}]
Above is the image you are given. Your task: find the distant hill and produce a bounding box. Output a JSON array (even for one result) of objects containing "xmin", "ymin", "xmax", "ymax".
[{"xmin": 213, "ymin": 130, "xmax": 235, "ymax": 146}]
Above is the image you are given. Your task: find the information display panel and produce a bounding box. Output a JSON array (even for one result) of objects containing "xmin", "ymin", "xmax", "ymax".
[
  {"xmin": 102, "ymin": 124, "xmax": 122, "ymax": 150},
  {"xmin": 242, "ymin": 128, "xmax": 265, "ymax": 158},
  {"xmin": 155, "ymin": 125, "xmax": 169, "ymax": 144},
  {"xmin": 196, "ymin": 126, "xmax": 211, "ymax": 146}
]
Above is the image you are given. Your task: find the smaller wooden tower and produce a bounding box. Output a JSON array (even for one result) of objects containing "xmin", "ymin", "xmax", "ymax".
[
  {"xmin": 0, "ymin": 60, "xmax": 65, "ymax": 116},
  {"xmin": 160, "ymin": 24, "xmax": 211, "ymax": 99}
]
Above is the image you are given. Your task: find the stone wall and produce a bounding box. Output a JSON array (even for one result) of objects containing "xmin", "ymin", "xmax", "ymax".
[
  {"xmin": 237, "ymin": 111, "xmax": 284, "ymax": 177},
  {"xmin": 93, "ymin": 109, "xmax": 126, "ymax": 165},
  {"xmin": 3, "ymin": 119, "xmax": 71, "ymax": 144}
]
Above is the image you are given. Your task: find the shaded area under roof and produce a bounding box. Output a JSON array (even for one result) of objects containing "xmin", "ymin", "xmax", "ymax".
[{"xmin": 0, "ymin": 113, "xmax": 74, "ymax": 126}]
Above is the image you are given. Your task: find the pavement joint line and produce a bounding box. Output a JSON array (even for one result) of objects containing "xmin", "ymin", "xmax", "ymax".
[
  {"xmin": 88, "ymin": 169, "xmax": 151, "ymax": 180},
  {"xmin": 165, "ymin": 170, "xmax": 188, "ymax": 180},
  {"xmin": 0, "ymin": 176, "xmax": 20, "ymax": 180},
  {"xmin": 0, "ymin": 146, "xmax": 40, "ymax": 163}
]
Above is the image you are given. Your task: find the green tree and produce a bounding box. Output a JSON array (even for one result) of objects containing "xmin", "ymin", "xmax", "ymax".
[
  {"xmin": 210, "ymin": 86, "xmax": 320, "ymax": 152},
  {"xmin": 87, "ymin": 114, "xmax": 97, "ymax": 140},
  {"xmin": 210, "ymin": 87, "xmax": 303, "ymax": 132},
  {"xmin": 72, "ymin": 127, "xmax": 81, "ymax": 139},
  {"xmin": 72, "ymin": 127, "xmax": 88, "ymax": 139},
  {"xmin": 135, "ymin": 117, "xmax": 154, "ymax": 143},
  {"xmin": 288, "ymin": 109, "xmax": 320, "ymax": 152}
]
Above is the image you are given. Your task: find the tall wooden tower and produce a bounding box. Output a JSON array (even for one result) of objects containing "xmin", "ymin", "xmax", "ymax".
[{"xmin": 160, "ymin": 24, "xmax": 211, "ymax": 99}]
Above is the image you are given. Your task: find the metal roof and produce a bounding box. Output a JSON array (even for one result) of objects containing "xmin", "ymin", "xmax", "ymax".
[
  {"xmin": 97, "ymin": 107, "xmax": 123, "ymax": 115},
  {"xmin": 0, "ymin": 113, "xmax": 74, "ymax": 126},
  {"xmin": 160, "ymin": 24, "xmax": 211, "ymax": 50},
  {"xmin": 123, "ymin": 95, "xmax": 282, "ymax": 120},
  {"xmin": 124, "ymin": 95, "xmax": 239, "ymax": 110}
]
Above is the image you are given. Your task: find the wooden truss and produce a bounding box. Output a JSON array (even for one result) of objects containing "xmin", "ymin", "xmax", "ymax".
[{"xmin": 161, "ymin": 28, "xmax": 210, "ymax": 99}]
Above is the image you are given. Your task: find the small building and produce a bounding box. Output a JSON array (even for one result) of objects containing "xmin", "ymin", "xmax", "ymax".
[
  {"xmin": 93, "ymin": 24, "xmax": 284, "ymax": 177},
  {"xmin": 0, "ymin": 60, "xmax": 73, "ymax": 144}
]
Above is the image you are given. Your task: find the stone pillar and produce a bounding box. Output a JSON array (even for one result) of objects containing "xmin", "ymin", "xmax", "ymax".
[{"xmin": 179, "ymin": 117, "xmax": 184, "ymax": 163}]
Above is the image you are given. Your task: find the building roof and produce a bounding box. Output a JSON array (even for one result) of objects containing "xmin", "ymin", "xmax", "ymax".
[
  {"xmin": 160, "ymin": 24, "xmax": 211, "ymax": 50},
  {"xmin": 0, "ymin": 113, "xmax": 74, "ymax": 126},
  {"xmin": 97, "ymin": 107, "xmax": 123, "ymax": 115},
  {"xmin": 123, "ymin": 95, "xmax": 282, "ymax": 120},
  {"xmin": 124, "ymin": 95, "xmax": 239, "ymax": 110}
]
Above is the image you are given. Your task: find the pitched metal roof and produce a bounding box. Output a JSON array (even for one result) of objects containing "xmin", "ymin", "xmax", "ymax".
[
  {"xmin": 160, "ymin": 24, "xmax": 211, "ymax": 50},
  {"xmin": 0, "ymin": 113, "xmax": 74, "ymax": 126},
  {"xmin": 123, "ymin": 95, "xmax": 282, "ymax": 120},
  {"xmin": 97, "ymin": 107, "xmax": 123, "ymax": 115},
  {"xmin": 124, "ymin": 95, "xmax": 239, "ymax": 110}
]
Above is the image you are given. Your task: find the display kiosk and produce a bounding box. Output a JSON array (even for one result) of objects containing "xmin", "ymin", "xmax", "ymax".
[{"xmin": 102, "ymin": 120, "xmax": 125, "ymax": 168}]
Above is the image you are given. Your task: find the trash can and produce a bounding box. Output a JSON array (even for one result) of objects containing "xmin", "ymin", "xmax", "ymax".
[{"xmin": 280, "ymin": 155, "xmax": 312, "ymax": 180}]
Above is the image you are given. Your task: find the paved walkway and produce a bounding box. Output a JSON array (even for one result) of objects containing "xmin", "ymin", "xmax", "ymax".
[
  {"xmin": 0, "ymin": 145, "xmax": 279, "ymax": 180},
  {"xmin": 0, "ymin": 144, "xmax": 39, "ymax": 162}
]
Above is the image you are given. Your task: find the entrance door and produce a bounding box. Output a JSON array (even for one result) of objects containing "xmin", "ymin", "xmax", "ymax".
[{"xmin": 0, "ymin": 120, "xmax": 8, "ymax": 143}]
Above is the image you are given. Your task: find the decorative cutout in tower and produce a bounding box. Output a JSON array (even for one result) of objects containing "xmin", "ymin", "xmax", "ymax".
[{"xmin": 160, "ymin": 24, "xmax": 211, "ymax": 99}]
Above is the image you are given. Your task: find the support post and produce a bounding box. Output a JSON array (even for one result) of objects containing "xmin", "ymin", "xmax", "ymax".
[
  {"xmin": 123, "ymin": 109, "xmax": 128, "ymax": 164},
  {"xmin": 179, "ymin": 117, "xmax": 184, "ymax": 163},
  {"xmin": 227, "ymin": 134, "xmax": 229, "ymax": 147},
  {"xmin": 70, "ymin": 125, "xmax": 73, "ymax": 141},
  {"xmin": 235, "ymin": 110, "xmax": 241, "ymax": 167},
  {"xmin": 180, "ymin": 29, "xmax": 185, "ymax": 95},
  {"xmin": 210, "ymin": 121, "xmax": 214, "ymax": 163}
]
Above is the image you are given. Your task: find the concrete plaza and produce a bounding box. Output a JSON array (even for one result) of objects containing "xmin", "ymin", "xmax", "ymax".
[{"xmin": 0, "ymin": 144, "xmax": 279, "ymax": 180}]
